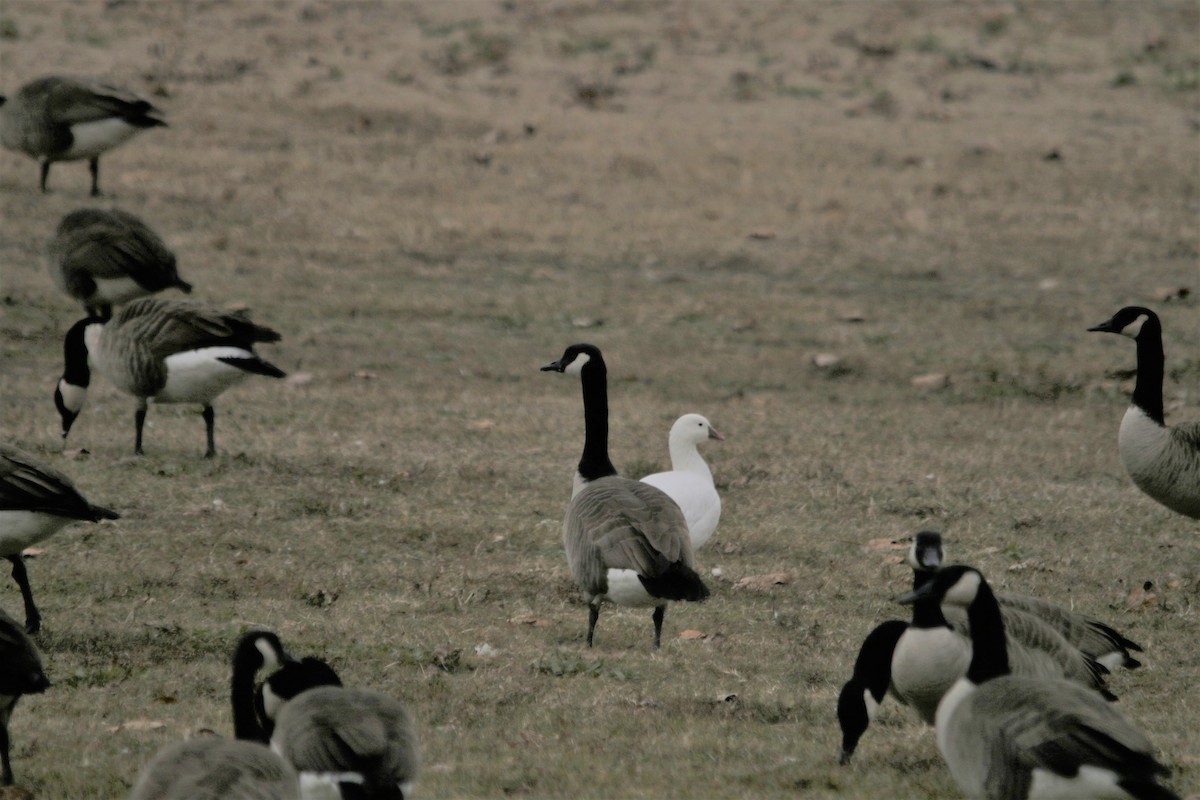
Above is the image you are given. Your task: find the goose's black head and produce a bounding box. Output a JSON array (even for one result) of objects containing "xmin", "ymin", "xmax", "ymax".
[
  {"xmin": 898, "ymin": 564, "xmax": 983, "ymax": 608},
  {"xmin": 907, "ymin": 530, "xmax": 944, "ymax": 572},
  {"xmin": 541, "ymin": 343, "xmax": 604, "ymax": 376},
  {"xmin": 1088, "ymin": 306, "xmax": 1159, "ymax": 340}
]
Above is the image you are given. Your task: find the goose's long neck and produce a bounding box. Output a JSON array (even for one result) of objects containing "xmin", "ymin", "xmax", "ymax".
[
  {"xmin": 669, "ymin": 439, "xmax": 712, "ymax": 478},
  {"xmin": 230, "ymin": 653, "xmax": 265, "ymax": 742},
  {"xmin": 576, "ymin": 361, "xmax": 617, "ymax": 487},
  {"xmin": 909, "ymin": 591, "xmax": 950, "ymax": 630},
  {"xmin": 61, "ymin": 318, "xmax": 94, "ymax": 388},
  {"xmin": 963, "ymin": 581, "xmax": 1010, "ymax": 684},
  {"xmin": 1132, "ymin": 319, "xmax": 1165, "ymax": 425}
]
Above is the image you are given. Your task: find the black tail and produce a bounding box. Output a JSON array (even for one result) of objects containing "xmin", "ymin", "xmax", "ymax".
[
  {"xmin": 1091, "ymin": 620, "xmax": 1144, "ymax": 663},
  {"xmin": 176, "ymin": 278, "xmax": 194, "ymax": 294},
  {"xmin": 639, "ymin": 561, "xmax": 710, "ymax": 602},
  {"xmin": 1117, "ymin": 777, "xmax": 1181, "ymax": 800},
  {"xmin": 219, "ymin": 355, "xmax": 286, "ymax": 379},
  {"xmin": 88, "ymin": 504, "xmax": 121, "ymax": 522}
]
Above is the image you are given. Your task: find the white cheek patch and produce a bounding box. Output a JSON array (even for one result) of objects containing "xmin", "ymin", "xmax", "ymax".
[
  {"xmin": 944, "ymin": 571, "xmax": 982, "ymax": 605},
  {"xmin": 254, "ymin": 637, "xmax": 282, "ymax": 671},
  {"xmin": 863, "ymin": 688, "xmax": 880, "ymax": 721},
  {"xmin": 58, "ymin": 379, "xmax": 88, "ymax": 412},
  {"xmin": 563, "ymin": 352, "xmax": 591, "ymax": 375},
  {"xmin": 1121, "ymin": 314, "xmax": 1148, "ymax": 339}
]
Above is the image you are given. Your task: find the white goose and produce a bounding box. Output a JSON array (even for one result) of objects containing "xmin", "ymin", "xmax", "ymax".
[
  {"xmin": 1089, "ymin": 306, "xmax": 1200, "ymax": 519},
  {"xmin": 542, "ymin": 344, "xmax": 710, "ymax": 648},
  {"xmin": 0, "ymin": 75, "xmax": 166, "ymax": 196},
  {"xmin": 640, "ymin": 413, "xmax": 724, "ymax": 550},
  {"xmin": 55, "ymin": 298, "xmax": 285, "ymax": 458},
  {"xmin": 900, "ymin": 566, "xmax": 1178, "ymax": 800}
]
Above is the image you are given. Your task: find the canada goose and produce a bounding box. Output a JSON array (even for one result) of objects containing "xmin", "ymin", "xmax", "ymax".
[
  {"xmin": 0, "ymin": 608, "xmax": 50, "ymax": 786},
  {"xmin": 1089, "ymin": 306, "xmax": 1200, "ymax": 519},
  {"xmin": 231, "ymin": 631, "xmax": 294, "ymax": 743},
  {"xmin": 0, "ymin": 443, "xmax": 120, "ymax": 633},
  {"xmin": 838, "ymin": 534, "xmax": 1116, "ymax": 765},
  {"xmin": 47, "ymin": 208, "xmax": 192, "ymax": 319},
  {"xmin": 55, "ymin": 298, "xmax": 286, "ymax": 458},
  {"xmin": 271, "ymin": 686, "xmax": 420, "ymax": 800},
  {"xmin": 128, "ymin": 735, "xmax": 300, "ymax": 800},
  {"xmin": 912, "ymin": 531, "xmax": 1142, "ymax": 670},
  {"xmin": 900, "ymin": 566, "xmax": 1179, "ymax": 800},
  {"xmin": 639, "ymin": 413, "xmax": 724, "ymax": 550},
  {"xmin": 0, "ymin": 75, "xmax": 166, "ymax": 196},
  {"xmin": 256, "ymin": 658, "xmax": 343, "ymax": 741},
  {"xmin": 541, "ymin": 344, "xmax": 710, "ymax": 648},
  {"xmin": 836, "ymin": 619, "xmax": 908, "ymax": 765}
]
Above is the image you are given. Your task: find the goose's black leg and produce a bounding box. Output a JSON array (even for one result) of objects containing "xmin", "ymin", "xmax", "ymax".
[
  {"xmin": 88, "ymin": 157, "xmax": 101, "ymax": 197},
  {"xmin": 203, "ymin": 405, "xmax": 216, "ymax": 458},
  {"xmin": 652, "ymin": 605, "xmax": 666, "ymax": 649},
  {"xmin": 586, "ymin": 605, "xmax": 600, "ymax": 647},
  {"xmin": 134, "ymin": 399, "xmax": 148, "ymax": 455},
  {"xmin": 38, "ymin": 161, "xmax": 51, "ymax": 193},
  {"xmin": 0, "ymin": 711, "xmax": 13, "ymax": 785},
  {"xmin": 8, "ymin": 556, "xmax": 40, "ymax": 635}
]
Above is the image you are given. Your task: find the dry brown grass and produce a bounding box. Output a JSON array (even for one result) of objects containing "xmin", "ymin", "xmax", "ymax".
[{"xmin": 1, "ymin": 1, "xmax": 1198, "ymax": 798}]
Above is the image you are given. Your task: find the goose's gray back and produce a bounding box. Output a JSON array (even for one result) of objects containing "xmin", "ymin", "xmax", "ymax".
[
  {"xmin": 564, "ymin": 475, "xmax": 693, "ymax": 596},
  {"xmin": 128, "ymin": 737, "xmax": 299, "ymax": 800}
]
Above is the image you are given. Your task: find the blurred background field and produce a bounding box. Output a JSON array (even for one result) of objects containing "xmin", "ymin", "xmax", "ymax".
[{"xmin": 0, "ymin": 1, "xmax": 1197, "ymax": 798}]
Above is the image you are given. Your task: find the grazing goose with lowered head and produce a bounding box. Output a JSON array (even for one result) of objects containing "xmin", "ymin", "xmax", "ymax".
[
  {"xmin": 0, "ymin": 443, "xmax": 119, "ymax": 633},
  {"xmin": 1089, "ymin": 306, "xmax": 1200, "ymax": 519},
  {"xmin": 0, "ymin": 75, "xmax": 166, "ymax": 196},
  {"xmin": 837, "ymin": 533, "xmax": 1119, "ymax": 765},
  {"xmin": 913, "ymin": 531, "xmax": 1142, "ymax": 670},
  {"xmin": 541, "ymin": 344, "xmax": 710, "ymax": 648},
  {"xmin": 0, "ymin": 608, "xmax": 50, "ymax": 786},
  {"xmin": 640, "ymin": 413, "xmax": 724, "ymax": 550},
  {"xmin": 48, "ymin": 208, "xmax": 192, "ymax": 319},
  {"xmin": 900, "ymin": 566, "xmax": 1179, "ymax": 800},
  {"xmin": 55, "ymin": 298, "xmax": 286, "ymax": 458},
  {"xmin": 229, "ymin": 630, "xmax": 343, "ymax": 744},
  {"xmin": 128, "ymin": 735, "xmax": 300, "ymax": 800}
]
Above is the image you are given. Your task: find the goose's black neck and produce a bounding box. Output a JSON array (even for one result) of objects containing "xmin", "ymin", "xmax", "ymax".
[
  {"xmin": 231, "ymin": 644, "xmax": 267, "ymax": 742},
  {"xmin": 577, "ymin": 357, "xmax": 617, "ymax": 482},
  {"xmin": 854, "ymin": 619, "xmax": 908, "ymax": 698},
  {"xmin": 62, "ymin": 317, "xmax": 95, "ymax": 387},
  {"xmin": 1132, "ymin": 316, "xmax": 1165, "ymax": 425},
  {"xmin": 964, "ymin": 577, "xmax": 1010, "ymax": 684},
  {"xmin": 908, "ymin": 590, "xmax": 951, "ymax": 630}
]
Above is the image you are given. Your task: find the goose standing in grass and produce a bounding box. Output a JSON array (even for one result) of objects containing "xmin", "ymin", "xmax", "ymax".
[
  {"xmin": 127, "ymin": 736, "xmax": 300, "ymax": 800},
  {"xmin": 900, "ymin": 566, "xmax": 1179, "ymax": 800},
  {"xmin": 913, "ymin": 531, "xmax": 1142, "ymax": 670},
  {"xmin": 541, "ymin": 344, "xmax": 710, "ymax": 648},
  {"xmin": 1089, "ymin": 306, "xmax": 1200, "ymax": 519},
  {"xmin": 47, "ymin": 208, "xmax": 192, "ymax": 319},
  {"xmin": 271, "ymin": 686, "xmax": 420, "ymax": 800},
  {"xmin": 55, "ymin": 298, "xmax": 286, "ymax": 458},
  {"xmin": 640, "ymin": 413, "xmax": 724, "ymax": 550},
  {"xmin": 0, "ymin": 75, "xmax": 166, "ymax": 196},
  {"xmin": 836, "ymin": 618, "xmax": 908, "ymax": 765},
  {"xmin": 0, "ymin": 608, "xmax": 49, "ymax": 786},
  {"xmin": 0, "ymin": 443, "xmax": 120, "ymax": 633}
]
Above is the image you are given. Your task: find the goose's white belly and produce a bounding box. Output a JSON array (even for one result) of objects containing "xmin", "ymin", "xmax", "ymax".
[
  {"xmin": 604, "ymin": 568, "xmax": 657, "ymax": 607},
  {"xmin": 0, "ymin": 510, "xmax": 74, "ymax": 553},
  {"xmin": 63, "ymin": 118, "xmax": 142, "ymax": 160},
  {"xmin": 88, "ymin": 276, "xmax": 147, "ymax": 306},
  {"xmin": 155, "ymin": 347, "xmax": 252, "ymax": 403},
  {"xmin": 1028, "ymin": 765, "xmax": 1128, "ymax": 799}
]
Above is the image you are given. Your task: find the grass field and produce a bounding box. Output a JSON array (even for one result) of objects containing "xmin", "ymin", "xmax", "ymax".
[{"xmin": 1, "ymin": 1, "xmax": 1198, "ymax": 798}]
